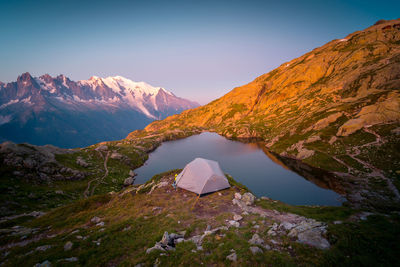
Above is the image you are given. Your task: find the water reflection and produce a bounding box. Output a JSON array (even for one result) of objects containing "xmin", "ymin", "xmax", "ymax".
[{"xmin": 134, "ymin": 132, "xmax": 344, "ymax": 206}]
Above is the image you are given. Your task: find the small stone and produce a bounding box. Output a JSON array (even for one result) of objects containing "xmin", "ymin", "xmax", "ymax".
[
  {"xmin": 226, "ymin": 251, "xmax": 237, "ymax": 262},
  {"xmin": 91, "ymin": 216, "xmax": 101, "ymax": 223},
  {"xmin": 129, "ymin": 170, "xmax": 136, "ymax": 177},
  {"xmin": 160, "ymin": 231, "xmax": 170, "ymax": 246},
  {"xmin": 36, "ymin": 245, "xmax": 51, "ymax": 251},
  {"xmin": 253, "ymin": 225, "xmax": 260, "ymax": 229},
  {"xmin": 333, "ymin": 220, "xmax": 343, "ymax": 224},
  {"xmin": 249, "ymin": 246, "xmax": 263, "ymax": 254},
  {"xmin": 228, "ymin": 220, "xmax": 240, "ymax": 227},
  {"xmin": 233, "ymin": 214, "xmax": 243, "ymax": 221},
  {"xmin": 218, "ymin": 192, "xmax": 222, "ymax": 196},
  {"xmin": 264, "ymin": 244, "xmax": 271, "ymax": 250},
  {"xmin": 64, "ymin": 241, "xmax": 73, "ymax": 251},
  {"xmin": 64, "ymin": 257, "xmax": 78, "ymax": 262},
  {"xmin": 234, "ymin": 193, "xmax": 242, "ymax": 200},
  {"xmin": 55, "ymin": 190, "xmax": 64, "ymax": 195},
  {"xmin": 146, "ymin": 243, "xmax": 165, "ymax": 254},
  {"xmin": 249, "ymin": 233, "xmax": 264, "ymax": 245},
  {"xmin": 96, "ymin": 222, "xmax": 105, "ymax": 227},
  {"xmin": 124, "ymin": 177, "xmax": 135, "ymax": 186},
  {"xmin": 34, "ymin": 260, "xmax": 52, "ymax": 267}
]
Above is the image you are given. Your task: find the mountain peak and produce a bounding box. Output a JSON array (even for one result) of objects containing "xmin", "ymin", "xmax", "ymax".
[{"xmin": 17, "ymin": 72, "xmax": 33, "ymax": 82}]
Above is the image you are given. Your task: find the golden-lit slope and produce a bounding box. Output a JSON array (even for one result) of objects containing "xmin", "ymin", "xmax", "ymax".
[{"xmin": 129, "ymin": 19, "xmax": 400, "ymax": 180}]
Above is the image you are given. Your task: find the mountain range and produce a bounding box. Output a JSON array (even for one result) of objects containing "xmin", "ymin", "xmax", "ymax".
[{"xmin": 0, "ymin": 73, "xmax": 199, "ymax": 147}]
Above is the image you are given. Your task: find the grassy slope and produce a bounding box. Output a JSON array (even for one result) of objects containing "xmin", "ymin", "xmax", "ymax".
[{"xmin": 1, "ymin": 171, "xmax": 399, "ymax": 266}]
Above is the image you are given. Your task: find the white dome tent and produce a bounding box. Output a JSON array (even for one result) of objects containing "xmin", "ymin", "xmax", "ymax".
[{"xmin": 175, "ymin": 158, "xmax": 230, "ymax": 195}]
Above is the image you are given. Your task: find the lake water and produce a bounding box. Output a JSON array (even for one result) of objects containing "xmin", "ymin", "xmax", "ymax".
[{"xmin": 134, "ymin": 132, "xmax": 344, "ymax": 206}]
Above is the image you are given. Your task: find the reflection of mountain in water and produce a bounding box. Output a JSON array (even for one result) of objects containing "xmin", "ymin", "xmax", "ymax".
[{"xmin": 258, "ymin": 144, "xmax": 347, "ymax": 196}]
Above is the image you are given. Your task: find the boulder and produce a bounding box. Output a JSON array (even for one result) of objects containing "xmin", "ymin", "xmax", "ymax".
[
  {"xmin": 242, "ymin": 192, "xmax": 255, "ymax": 205},
  {"xmin": 280, "ymin": 222, "xmax": 295, "ymax": 231},
  {"xmin": 123, "ymin": 177, "xmax": 135, "ymax": 186},
  {"xmin": 297, "ymin": 229, "xmax": 330, "ymax": 249},
  {"xmin": 129, "ymin": 170, "xmax": 136, "ymax": 177},
  {"xmin": 234, "ymin": 193, "xmax": 242, "ymax": 200}
]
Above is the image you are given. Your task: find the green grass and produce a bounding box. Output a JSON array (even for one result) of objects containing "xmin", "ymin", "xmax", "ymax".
[
  {"xmin": 257, "ymin": 199, "xmax": 355, "ymax": 222},
  {"xmin": 303, "ymin": 152, "xmax": 348, "ymax": 173}
]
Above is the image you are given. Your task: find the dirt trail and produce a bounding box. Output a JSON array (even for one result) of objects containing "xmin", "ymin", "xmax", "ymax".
[
  {"xmin": 345, "ymin": 127, "xmax": 400, "ymax": 201},
  {"xmin": 83, "ymin": 150, "xmax": 110, "ymax": 198}
]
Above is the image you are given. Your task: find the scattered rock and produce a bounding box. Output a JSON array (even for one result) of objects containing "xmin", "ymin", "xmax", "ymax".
[
  {"xmin": 241, "ymin": 192, "xmax": 255, "ymax": 205},
  {"xmin": 226, "ymin": 251, "xmax": 237, "ymax": 262},
  {"xmin": 36, "ymin": 245, "xmax": 51, "ymax": 251},
  {"xmin": 249, "ymin": 246, "xmax": 263, "ymax": 254},
  {"xmin": 110, "ymin": 152, "xmax": 123, "ymax": 160},
  {"xmin": 91, "ymin": 216, "xmax": 101, "ymax": 223},
  {"xmin": 96, "ymin": 222, "xmax": 105, "ymax": 227},
  {"xmin": 288, "ymin": 219, "xmax": 330, "ymax": 249},
  {"xmin": 34, "ymin": 260, "xmax": 52, "ymax": 267},
  {"xmin": 233, "ymin": 214, "xmax": 243, "ymax": 221},
  {"xmin": 328, "ymin": 136, "xmax": 337, "ymax": 144},
  {"xmin": 124, "ymin": 177, "xmax": 135, "ymax": 186},
  {"xmin": 249, "ymin": 233, "xmax": 264, "ymax": 246},
  {"xmin": 95, "ymin": 145, "xmax": 108, "ymax": 151},
  {"xmin": 305, "ymin": 135, "xmax": 321, "ymax": 143},
  {"xmin": 234, "ymin": 193, "xmax": 242, "ymax": 200},
  {"xmin": 297, "ymin": 229, "xmax": 330, "ymax": 249},
  {"xmin": 64, "ymin": 241, "xmax": 73, "ymax": 251},
  {"xmin": 228, "ymin": 220, "xmax": 240, "ymax": 228},
  {"xmin": 280, "ymin": 222, "xmax": 295, "ymax": 231},
  {"xmin": 297, "ymin": 148, "xmax": 315, "ymax": 160},
  {"xmin": 55, "ymin": 190, "xmax": 64, "ymax": 195},
  {"xmin": 76, "ymin": 157, "xmax": 88, "ymax": 167},
  {"xmin": 59, "ymin": 257, "xmax": 78, "ymax": 262},
  {"xmin": 123, "ymin": 226, "xmax": 132, "ymax": 231}
]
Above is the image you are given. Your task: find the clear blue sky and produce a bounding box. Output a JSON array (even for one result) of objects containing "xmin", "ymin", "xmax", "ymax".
[{"xmin": 0, "ymin": 0, "xmax": 398, "ymax": 104}]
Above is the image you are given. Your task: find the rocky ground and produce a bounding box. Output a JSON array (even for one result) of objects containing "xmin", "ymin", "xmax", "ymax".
[{"xmin": 0, "ymin": 171, "xmax": 399, "ymax": 266}]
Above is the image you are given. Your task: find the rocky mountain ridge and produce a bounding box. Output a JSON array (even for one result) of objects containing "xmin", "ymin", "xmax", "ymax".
[{"xmin": 0, "ymin": 73, "xmax": 199, "ymax": 147}]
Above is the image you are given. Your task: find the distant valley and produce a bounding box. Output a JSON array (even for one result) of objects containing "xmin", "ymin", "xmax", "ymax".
[{"xmin": 0, "ymin": 73, "xmax": 199, "ymax": 148}]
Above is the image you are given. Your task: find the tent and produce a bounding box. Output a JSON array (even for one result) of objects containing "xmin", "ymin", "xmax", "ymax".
[{"xmin": 176, "ymin": 158, "xmax": 230, "ymax": 195}]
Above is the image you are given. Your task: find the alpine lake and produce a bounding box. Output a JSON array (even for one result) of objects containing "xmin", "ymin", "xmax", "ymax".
[{"xmin": 134, "ymin": 132, "xmax": 345, "ymax": 206}]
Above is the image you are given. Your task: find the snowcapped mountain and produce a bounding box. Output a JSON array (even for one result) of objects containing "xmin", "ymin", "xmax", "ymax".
[{"xmin": 0, "ymin": 73, "xmax": 199, "ymax": 147}]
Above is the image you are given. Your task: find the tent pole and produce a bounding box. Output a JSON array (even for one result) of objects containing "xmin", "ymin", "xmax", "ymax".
[{"xmin": 191, "ymin": 194, "xmax": 201, "ymax": 210}]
